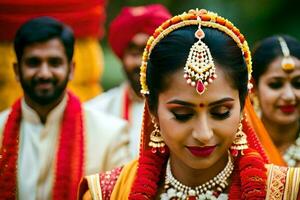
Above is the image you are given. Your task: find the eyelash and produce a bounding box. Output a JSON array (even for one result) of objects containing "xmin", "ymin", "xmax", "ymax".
[
  {"xmin": 172, "ymin": 109, "xmax": 231, "ymax": 122},
  {"xmin": 211, "ymin": 110, "xmax": 230, "ymax": 120},
  {"xmin": 173, "ymin": 113, "xmax": 193, "ymax": 122}
]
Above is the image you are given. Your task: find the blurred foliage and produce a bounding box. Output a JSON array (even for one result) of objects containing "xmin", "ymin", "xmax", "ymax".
[{"xmin": 101, "ymin": 0, "xmax": 300, "ymax": 90}]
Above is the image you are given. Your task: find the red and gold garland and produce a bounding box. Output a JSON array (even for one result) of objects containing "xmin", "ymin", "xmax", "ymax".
[{"xmin": 0, "ymin": 92, "xmax": 84, "ymax": 200}]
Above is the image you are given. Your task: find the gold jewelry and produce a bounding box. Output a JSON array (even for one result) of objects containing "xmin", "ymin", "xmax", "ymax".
[
  {"xmin": 148, "ymin": 119, "xmax": 165, "ymax": 153},
  {"xmin": 278, "ymin": 36, "xmax": 295, "ymax": 72},
  {"xmin": 184, "ymin": 12, "xmax": 217, "ymax": 94},
  {"xmin": 230, "ymin": 120, "xmax": 248, "ymax": 156},
  {"xmin": 161, "ymin": 153, "xmax": 234, "ymax": 199},
  {"xmin": 140, "ymin": 9, "xmax": 253, "ymax": 95}
]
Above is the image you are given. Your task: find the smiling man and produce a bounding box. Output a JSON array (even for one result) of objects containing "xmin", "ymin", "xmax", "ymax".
[{"xmin": 0, "ymin": 17, "xmax": 130, "ymax": 200}]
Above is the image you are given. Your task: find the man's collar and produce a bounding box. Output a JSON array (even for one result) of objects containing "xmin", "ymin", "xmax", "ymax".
[{"xmin": 21, "ymin": 95, "xmax": 68, "ymax": 125}]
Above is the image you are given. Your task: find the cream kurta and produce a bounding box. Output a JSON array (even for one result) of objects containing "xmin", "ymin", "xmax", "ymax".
[
  {"xmin": 0, "ymin": 95, "xmax": 131, "ymax": 200},
  {"xmin": 85, "ymin": 83, "xmax": 144, "ymax": 158}
]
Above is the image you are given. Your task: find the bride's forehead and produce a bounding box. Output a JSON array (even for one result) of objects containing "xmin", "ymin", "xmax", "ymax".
[
  {"xmin": 160, "ymin": 68, "xmax": 238, "ymax": 99},
  {"xmin": 163, "ymin": 66, "xmax": 230, "ymax": 87}
]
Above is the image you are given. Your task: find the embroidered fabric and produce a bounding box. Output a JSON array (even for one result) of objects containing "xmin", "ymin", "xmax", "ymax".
[{"xmin": 99, "ymin": 166, "xmax": 123, "ymax": 200}]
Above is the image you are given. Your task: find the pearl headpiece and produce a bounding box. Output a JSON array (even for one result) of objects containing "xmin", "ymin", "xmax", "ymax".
[
  {"xmin": 183, "ymin": 10, "xmax": 217, "ymax": 94},
  {"xmin": 140, "ymin": 9, "xmax": 253, "ymax": 95}
]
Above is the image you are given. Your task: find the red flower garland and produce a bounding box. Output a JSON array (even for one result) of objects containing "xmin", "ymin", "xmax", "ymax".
[
  {"xmin": 0, "ymin": 99, "xmax": 22, "ymax": 199},
  {"xmin": 53, "ymin": 92, "xmax": 84, "ymax": 200},
  {"xmin": 0, "ymin": 92, "xmax": 84, "ymax": 200}
]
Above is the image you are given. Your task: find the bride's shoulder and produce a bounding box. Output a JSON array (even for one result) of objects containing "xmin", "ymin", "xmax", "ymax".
[{"xmin": 78, "ymin": 166, "xmax": 123, "ymax": 200}]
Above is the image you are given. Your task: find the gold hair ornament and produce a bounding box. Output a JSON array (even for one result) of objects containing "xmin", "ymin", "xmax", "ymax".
[
  {"xmin": 140, "ymin": 9, "xmax": 253, "ymax": 95},
  {"xmin": 184, "ymin": 11, "xmax": 217, "ymax": 94},
  {"xmin": 278, "ymin": 36, "xmax": 295, "ymax": 72}
]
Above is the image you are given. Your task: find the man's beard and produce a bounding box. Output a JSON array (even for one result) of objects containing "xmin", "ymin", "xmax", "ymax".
[
  {"xmin": 124, "ymin": 67, "xmax": 141, "ymax": 97},
  {"xmin": 19, "ymin": 75, "xmax": 69, "ymax": 105}
]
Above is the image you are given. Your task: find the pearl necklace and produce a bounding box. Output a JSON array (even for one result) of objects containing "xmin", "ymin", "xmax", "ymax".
[
  {"xmin": 283, "ymin": 135, "xmax": 300, "ymax": 167},
  {"xmin": 160, "ymin": 154, "xmax": 234, "ymax": 200}
]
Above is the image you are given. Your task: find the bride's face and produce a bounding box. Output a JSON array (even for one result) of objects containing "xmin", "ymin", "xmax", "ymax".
[{"xmin": 156, "ymin": 66, "xmax": 241, "ymax": 170}]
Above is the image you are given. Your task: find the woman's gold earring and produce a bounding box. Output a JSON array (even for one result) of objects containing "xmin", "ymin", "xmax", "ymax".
[
  {"xmin": 149, "ymin": 119, "xmax": 165, "ymax": 154},
  {"xmin": 230, "ymin": 121, "xmax": 248, "ymax": 156}
]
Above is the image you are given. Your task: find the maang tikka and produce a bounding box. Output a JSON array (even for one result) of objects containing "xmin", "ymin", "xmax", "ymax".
[
  {"xmin": 184, "ymin": 11, "xmax": 217, "ymax": 95},
  {"xmin": 278, "ymin": 36, "xmax": 295, "ymax": 73}
]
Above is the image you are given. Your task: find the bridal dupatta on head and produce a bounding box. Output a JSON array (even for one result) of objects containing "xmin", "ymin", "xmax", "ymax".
[{"xmin": 244, "ymin": 97, "xmax": 286, "ymax": 166}]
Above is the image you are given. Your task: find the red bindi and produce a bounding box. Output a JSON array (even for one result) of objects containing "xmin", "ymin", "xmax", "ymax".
[{"xmin": 199, "ymin": 103, "xmax": 205, "ymax": 107}]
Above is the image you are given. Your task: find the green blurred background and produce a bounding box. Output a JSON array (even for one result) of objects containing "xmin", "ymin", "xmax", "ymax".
[{"xmin": 101, "ymin": 0, "xmax": 300, "ymax": 91}]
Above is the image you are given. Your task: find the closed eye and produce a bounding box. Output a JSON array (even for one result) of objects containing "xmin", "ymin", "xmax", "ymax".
[
  {"xmin": 172, "ymin": 112, "xmax": 194, "ymax": 122},
  {"xmin": 210, "ymin": 110, "xmax": 230, "ymax": 120},
  {"xmin": 210, "ymin": 105, "xmax": 231, "ymax": 120}
]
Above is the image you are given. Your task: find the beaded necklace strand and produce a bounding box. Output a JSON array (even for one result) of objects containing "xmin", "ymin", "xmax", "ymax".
[
  {"xmin": 161, "ymin": 154, "xmax": 234, "ymax": 200},
  {"xmin": 283, "ymin": 134, "xmax": 300, "ymax": 167}
]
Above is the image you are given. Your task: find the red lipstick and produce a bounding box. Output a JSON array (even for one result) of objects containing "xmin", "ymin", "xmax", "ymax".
[
  {"xmin": 187, "ymin": 146, "xmax": 216, "ymax": 157},
  {"xmin": 279, "ymin": 105, "xmax": 296, "ymax": 113}
]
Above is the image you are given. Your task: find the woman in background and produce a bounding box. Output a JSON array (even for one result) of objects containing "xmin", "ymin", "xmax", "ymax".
[{"xmin": 252, "ymin": 35, "xmax": 300, "ymax": 167}]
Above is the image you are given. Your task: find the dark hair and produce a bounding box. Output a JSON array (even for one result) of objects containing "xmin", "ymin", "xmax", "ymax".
[
  {"xmin": 14, "ymin": 16, "xmax": 75, "ymax": 62},
  {"xmin": 252, "ymin": 35, "xmax": 300, "ymax": 84},
  {"xmin": 146, "ymin": 26, "xmax": 248, "ymax": 112}
]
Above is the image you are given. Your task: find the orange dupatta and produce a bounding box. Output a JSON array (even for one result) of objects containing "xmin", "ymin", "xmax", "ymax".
[{"xmin": 244, "ymin": 97, "xmax": 286, "ymax": 166}]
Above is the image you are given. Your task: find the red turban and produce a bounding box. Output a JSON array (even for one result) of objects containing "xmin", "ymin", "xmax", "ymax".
[
  {"xmin": 108, "ymin": 4, "xmax": 171, "ymax": 59},
  {"xmin": 0, "ymin": 0, "xmax": 106, "ymax": 41}
]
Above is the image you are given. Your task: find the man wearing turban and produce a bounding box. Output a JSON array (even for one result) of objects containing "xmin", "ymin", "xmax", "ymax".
[{"xmin": 86, "ymin": 4, "xmax": 171, "ymax": 158}]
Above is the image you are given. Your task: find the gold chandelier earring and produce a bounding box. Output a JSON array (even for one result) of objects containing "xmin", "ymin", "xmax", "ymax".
[
  {"xmin": 149, "ymin": 118, "xmax": 166, "ymax": 154},
  {"xmin": 230, "ymin": 119, "xmax": 248, "ymax": 156}
]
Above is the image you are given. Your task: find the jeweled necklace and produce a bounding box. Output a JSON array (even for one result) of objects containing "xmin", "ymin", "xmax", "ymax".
[
  {"xmin": 160, "ymin": 154, "xmax": 234, "ymax": 200},
  {"xmin": 283, "ymin": 133, "xmax": 300, "ymax": 167}
]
